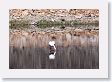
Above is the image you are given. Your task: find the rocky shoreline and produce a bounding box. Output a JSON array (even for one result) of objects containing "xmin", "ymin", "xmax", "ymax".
[{"xmin": 9, "ymin": 9, "xmax": 99, "ymax": 24}]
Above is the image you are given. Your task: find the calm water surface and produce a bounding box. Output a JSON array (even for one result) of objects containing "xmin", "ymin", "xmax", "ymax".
[{"xmin": 9, "ymin": 26, "xmax": 99, "ymax": 69}]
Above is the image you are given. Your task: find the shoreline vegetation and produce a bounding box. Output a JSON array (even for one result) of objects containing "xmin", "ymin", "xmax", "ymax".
[
  {"xmin": 9, "ymin": 18, "xmax": 99, "ymax": 29},
  {"xmin": 9, "ymin": 9, "xmax": 99, "ymax": 29}
]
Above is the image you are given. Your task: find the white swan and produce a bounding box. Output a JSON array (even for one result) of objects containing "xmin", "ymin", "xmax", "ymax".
[{"xmin": 49, "ymin": 41, "xmax": 56, "ymax": 59}]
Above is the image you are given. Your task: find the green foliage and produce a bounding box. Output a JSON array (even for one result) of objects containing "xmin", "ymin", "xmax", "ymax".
[
  {"xmin": 9, "ymin": 19, "xmax": 99, "ymax": 29},
  {"xmin": 9, "ymin": 20, "xmax": 30, "ymax": 29}
]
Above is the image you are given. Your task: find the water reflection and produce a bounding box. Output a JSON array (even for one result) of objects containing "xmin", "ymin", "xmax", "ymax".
[{"xmin": 9, "ymin": 26, "xmax": 99, "ymax": 69}]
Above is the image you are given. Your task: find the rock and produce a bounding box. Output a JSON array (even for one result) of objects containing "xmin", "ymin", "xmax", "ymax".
[{"xmin": 9, "ymin": 9, "xmax": 99, "ymax": 23}]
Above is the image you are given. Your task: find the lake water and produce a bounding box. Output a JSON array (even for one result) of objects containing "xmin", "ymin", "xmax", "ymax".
[{"xmin": 9, "ymin": 26, "xmax": 99, "ymax": 69}]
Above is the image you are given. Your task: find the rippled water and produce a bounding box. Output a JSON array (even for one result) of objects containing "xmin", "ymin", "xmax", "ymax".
[{"xmin": 9, "ymin": 26, "xmax": 99, "ymax": 69}]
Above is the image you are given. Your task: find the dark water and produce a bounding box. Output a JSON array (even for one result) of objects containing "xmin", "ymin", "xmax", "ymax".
[
  {"xmin": 9, "ymin": 31, "xmax": 99, "ymax": 69},
  {"xmin": 10, "ymin": 45, "xmax": 99, "ymax": 69}
]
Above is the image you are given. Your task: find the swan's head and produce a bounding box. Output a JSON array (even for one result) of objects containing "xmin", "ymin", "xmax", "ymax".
[{"xmin": 49, "ymin": 41, "xmax": 55, "ymax": 46}]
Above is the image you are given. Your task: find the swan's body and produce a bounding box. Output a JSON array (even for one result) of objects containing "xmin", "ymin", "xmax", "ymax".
[{"xmin": 49, "ymin": 41, "xmax": 56, "ymax": 59}]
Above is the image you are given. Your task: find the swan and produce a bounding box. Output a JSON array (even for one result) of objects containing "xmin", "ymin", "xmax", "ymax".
[{"xmin": 49, "ymin": 41, "xmax": 56, "ymax": 59}]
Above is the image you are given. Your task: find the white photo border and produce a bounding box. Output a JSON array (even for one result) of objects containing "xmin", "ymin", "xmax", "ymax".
[{"xmin": 0, "ymin": 0, "xmax": 108, "ymax": 78}]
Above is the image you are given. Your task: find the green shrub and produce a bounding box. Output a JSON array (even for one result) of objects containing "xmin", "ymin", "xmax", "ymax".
[
  {"xmin": 9, "ymin": 19, "xmax": 99, "ymax": 29},
  {"xmin": 9, "ymin": 20, "xmax": 30, "ymax": 29}
]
